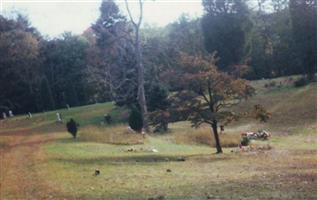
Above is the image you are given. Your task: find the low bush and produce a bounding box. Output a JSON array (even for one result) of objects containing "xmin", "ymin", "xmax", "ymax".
[
  {"xmin": 240, "ymin": 136, "xmax": 250, "ymax": 146},
  {"xmin": 128, "ymin": 107, "xmax": 143, "ymax": 132},
  {"xmin": 149, "ymin": 110, "xmax": 170, "ymax": 133},
  {"xmin": 294, "ymin": 77, "xmax": 309, "ymax": 87},
  {"xmin": 146, "ymin": 83, "xmax": 170, "ymax": 112},
  {"xmin": 104, "ymin": 114, "xmax": 112, "ymax": 124}
]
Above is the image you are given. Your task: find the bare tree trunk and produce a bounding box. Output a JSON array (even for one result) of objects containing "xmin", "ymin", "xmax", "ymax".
[
  {"xmin": 125, "ymin": 0, "xmax": 149, "ymax": 131},
  {"xmin": 135, "ymin": 28, "xmax": 149, "ymax": 131},
  {"xmin": 212, "ymin": 120, "xmax": 223, "ymax": 154}
]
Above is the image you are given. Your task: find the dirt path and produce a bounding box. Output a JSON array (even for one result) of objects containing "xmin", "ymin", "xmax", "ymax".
[{"xmin": 0, "ymin": 129, "xmax": 63, "ymax": 200}]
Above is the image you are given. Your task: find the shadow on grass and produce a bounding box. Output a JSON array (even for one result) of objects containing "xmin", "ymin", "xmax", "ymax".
[{"xmin": 52, "ymin": 153, "xmax": 231, "ymax": 165}]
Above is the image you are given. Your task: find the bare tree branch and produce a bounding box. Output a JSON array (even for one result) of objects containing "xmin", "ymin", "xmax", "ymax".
[{"xmin": 124, "ymin": 0, "xmax": 137, "ymax": 27}]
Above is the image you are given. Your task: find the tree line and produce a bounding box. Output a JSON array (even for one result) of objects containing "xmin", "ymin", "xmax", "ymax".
[{"xmin": 0, "ymin": 0, "xmax": 316, "ymax": 116}]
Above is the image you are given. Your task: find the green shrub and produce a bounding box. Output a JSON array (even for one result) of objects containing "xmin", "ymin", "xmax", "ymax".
[
  {"xmin": 254, "ymin": 104, "xmax": 271, "ymax": 122},
  {"xmin": 294, "ymin": 77, "xmax": 309, "ymax": 87},
  {"xmin": 128, "ymin": 107, "xmax": 143, "ymax": 132},
  {"xmin": 147, "ymin": 84, "xmax": 169, "ymax": 112},
  {"xmin": 149, "ymin": 110, "xmax": 170, "ymax": 133},
  {"xmin": 240, "ymin": 136, "xmax": 250, "ymax": 146},
  {"xmin": 66, "ymin": 118, "xmax": 78, "ymax": 138}
]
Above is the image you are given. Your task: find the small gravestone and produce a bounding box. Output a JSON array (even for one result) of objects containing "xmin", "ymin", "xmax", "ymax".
[
  {"xmin": 66, "ymin": 104, "xmax": 70, "ymax": 110},
  {"xmin": 27, "ymin": 112, "xmax": 32, "ymax": 118},
  {"xmin": 2, "ymin": 112, "xmax": 7, "ymax": 119},
  {"xmin": 142, "ymin": 130, "xmax": 146, "ymax": 138},
  {"xmin": 151, "ymin": 148, "xmax": 158, "ymax": 153},
  {"xmin": 8, "ymin": 110, "xmax": 14, "ymax": 117},
  {"xmin": 56, "ymin": 112, "xmax": 62, "ymax": 123}
]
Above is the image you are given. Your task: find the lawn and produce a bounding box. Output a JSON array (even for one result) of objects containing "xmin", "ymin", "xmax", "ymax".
[{"xmin": 40, "ymin": 128, "xmax": 317, "ymax": 200}]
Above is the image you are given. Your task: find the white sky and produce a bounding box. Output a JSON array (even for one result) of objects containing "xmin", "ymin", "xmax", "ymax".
[{"xmin": 1, "ymin": 0, "xmax": 203, "ymax": 38}]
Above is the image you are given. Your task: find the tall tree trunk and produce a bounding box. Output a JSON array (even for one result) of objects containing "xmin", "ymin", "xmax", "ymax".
[
  {"xmin": 135, "ymin": 28, "xmax": 149, "ymax": 131},
  {"xmin": 125, "ymin": 0, "xmax": 148, "ymax": 132},
  {"xmin": 211, "ymin": 121, "xmax": 223, "ymax": 154}
]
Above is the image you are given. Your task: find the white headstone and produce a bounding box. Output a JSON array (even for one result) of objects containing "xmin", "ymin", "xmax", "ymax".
[
  {"xmin": 66, "ymin": 104, "xmax": 70, "ymax": 110},
  {"xmin": 151, "ymin": 148, "xmax": 158, "ymax": 153},
  {"xmin": 2, "ymin": 112, "xmax": 7, "ymax": 119},
  {"xmin": 8, "ymin": 110, "xmax": 13, "ymax": 117},
  {"xmin": 28, "ymin": 112, "xmax": 32, "ymax": 118},
  {"xmin": 56, "ymin": 112, "xmax": 62, "ymax": 123}
]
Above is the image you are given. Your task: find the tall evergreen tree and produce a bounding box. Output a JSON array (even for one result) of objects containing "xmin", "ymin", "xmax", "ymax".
[
  {"xmin": 201, "ymin": 0, "xmax": 251, "ymax": 71},
  {"xmin": 289, "ymin": 0, "xmax": 317, "ymax": 80},
  {"xmin": 246, "ymin": 1, "xmax": 297, "ymax": 79}
]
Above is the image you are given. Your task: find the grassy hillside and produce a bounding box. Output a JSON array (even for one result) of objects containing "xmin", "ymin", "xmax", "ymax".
[
  {"xmin": 230, "ymin": 77, "xmax": 317, "ymax": 134},
  {"xmin": 1, "ymin": 76, "xmax": 316, "ymax": 200},
  {"xmin": 1, "ymin": 76, "xmax": 316, "ymax": 134}
]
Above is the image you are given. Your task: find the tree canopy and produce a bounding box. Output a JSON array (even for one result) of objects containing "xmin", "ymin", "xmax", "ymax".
[
  {"xmin": 164, "ymin": 53, "xmax": 255, "ymax": 153},
  {"xmin": 0, "ymin": 0, "xmax": 316, "ymax": 118}
]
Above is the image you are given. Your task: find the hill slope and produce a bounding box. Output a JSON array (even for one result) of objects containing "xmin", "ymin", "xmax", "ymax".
[
  {"xmin": 0, "ymin": 76, "xmax": 317, "ymax": 200},
  {"xmin": 231, "ymin": 78, "xmax": 317, "ymax": 134}
]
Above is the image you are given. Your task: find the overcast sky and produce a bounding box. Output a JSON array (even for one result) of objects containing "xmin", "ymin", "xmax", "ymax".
[{"xmin": 1, "ymin": 0, "xmax": 204, "ymax": 38}]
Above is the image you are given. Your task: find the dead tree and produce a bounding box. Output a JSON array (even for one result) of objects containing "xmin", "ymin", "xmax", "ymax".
[{"xmin": 124, "ymin": 0, "xmax": 149, "ymax": 131}]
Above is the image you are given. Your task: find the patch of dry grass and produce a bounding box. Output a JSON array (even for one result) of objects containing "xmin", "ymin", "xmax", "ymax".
[
  {"xmin": 0, "ymin": 136, "xmax": 11, "ymax": 148},
  {"xmin": 79, "ymin": 125, "xmax": 145, "ymax": 145},
  {"xmin": 173, "ymin": 126, "xmax": 240, "ymax": 147}
]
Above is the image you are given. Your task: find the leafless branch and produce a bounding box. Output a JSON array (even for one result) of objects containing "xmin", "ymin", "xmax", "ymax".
[{"xmin": 124, "ymin": 0, "xmax": 137, "ymax": 27}]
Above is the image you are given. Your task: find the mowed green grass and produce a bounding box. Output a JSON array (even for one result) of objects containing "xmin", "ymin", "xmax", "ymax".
[
  {"xmin": 41, "ymin": 131, "xmax": 317, "ymax": 200},
  {"xmin": 1, "ymin": 76, "xmax": 317, "ymax": 199}
]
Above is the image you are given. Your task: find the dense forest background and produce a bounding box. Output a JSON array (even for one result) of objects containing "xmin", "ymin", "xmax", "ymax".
[{"xmin": 0, "ymin": 0, "xmax": 316, "ymax": 114}]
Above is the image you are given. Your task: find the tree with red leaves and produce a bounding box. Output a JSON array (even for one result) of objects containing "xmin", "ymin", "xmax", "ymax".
[{"xmin": 167, "ymin": 52, "xmax": 257, "ymax": 153}]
